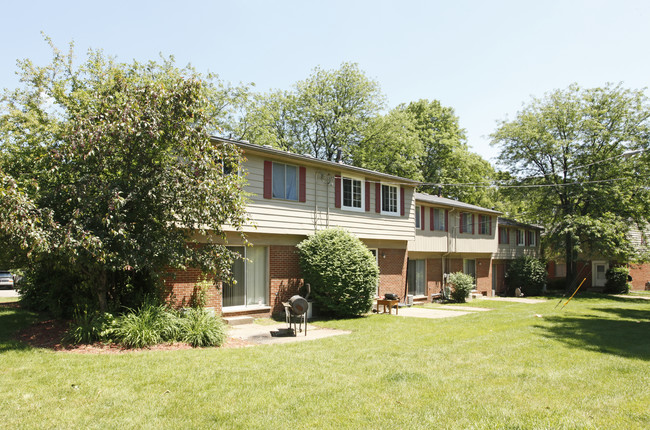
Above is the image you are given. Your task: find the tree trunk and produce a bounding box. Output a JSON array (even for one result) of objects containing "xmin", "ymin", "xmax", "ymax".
[
  {"xmin": 565, "ymin": 231, "xmax": 575, "ymax": 292},
  {"xmin": 96, "ymin": 269, "xmax": 108, "ymax": 312}
]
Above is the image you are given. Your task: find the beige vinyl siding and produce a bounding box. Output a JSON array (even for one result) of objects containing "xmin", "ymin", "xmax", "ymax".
[
  {"xmin": 237, "ymin": 153, "xmax": 416, "ymax": 241},
  {"xmin": 409, "ymin": 208, "xmax": 497, "ymax": 253},
  {"xmin": 494, "ymin": 227, "xmax": 541, "ymax": 259}
]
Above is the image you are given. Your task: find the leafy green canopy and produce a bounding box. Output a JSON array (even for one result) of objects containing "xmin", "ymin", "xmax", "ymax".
[
  {"xmin": 297, "ymin": 228, "xmax": 378, "ymax": 318},
  {"xmin": 492, "ymin": 83, "xmax": 650, "ymax": 283},
  {"xmin": 504, "ymin": 256, "xmax": 547, "ymax": 296},
  {"xmin": 0, "ymin": 39, "xmax": 250, "ymax": 311}
]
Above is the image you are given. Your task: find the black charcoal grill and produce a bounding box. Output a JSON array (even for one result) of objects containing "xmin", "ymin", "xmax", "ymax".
[{"xmin": 283, "ymin": 284, "xmax": 310, "ymax": 336}]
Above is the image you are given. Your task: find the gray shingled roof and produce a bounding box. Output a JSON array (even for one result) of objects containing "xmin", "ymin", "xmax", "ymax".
[
  {"xmin": 498, "ymin": 217, "xmax": 544, "ymax": 230},
  {"xmin": 212, "ymin": 136, "xmax": 420, "ymax": 185},
  {"xmin": 414, "ymin": 193, "xmax": 502, "ymax": 215}
]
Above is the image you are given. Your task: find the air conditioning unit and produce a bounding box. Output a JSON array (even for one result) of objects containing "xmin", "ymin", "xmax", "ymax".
[{"xmin": 406, "ymin": 294, "xmax": 414, "ymax": 306}]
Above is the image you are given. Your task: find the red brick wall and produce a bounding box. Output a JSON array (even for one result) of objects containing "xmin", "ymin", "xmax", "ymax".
[
  {"xmin": 446, "ymin": 257, "xmax": 492, "ymax": 296},
  {"xmin": 476, "ymin": 258, "xmax": 492, "ymax": 296},
  {"xmin": 427, "ymin": 258, "xmax": 443, "ymax": 295},
  {"xmin": 269, "ymin": 245, "xmax": 303, "ymax": 313},
  {"xmin": 629, "ymin": 263, "xmax": 650, "ymax": 291},
  {"xmin": 378, "ymin": 248, "xmax": 408, "ymax": 299},
  {"xmin": 163, "ymin": 268, "xmax": 221, "ymax": 310}
]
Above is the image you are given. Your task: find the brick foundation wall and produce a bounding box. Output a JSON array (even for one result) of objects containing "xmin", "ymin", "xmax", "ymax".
[
  {"xmin": 427, "ymin": 258, "xmax": 443, "ymax": 296},
  {"xmin": 476, "ymin": 258, "xmax": 492, "ymax": 296},
  {"xmin": 629, "ymin": 263, "xmax": 650, "ymax": 291},
  {"xmin": 163, "ymin": 268, "xmax": 222, "ymax": 310},
  {"xmin": 378, "ymin": 248, "xmax": 408, "ymax": 298},
  {"xmin": 269, "ymin": 245, "xmax": 303, "ymax": 313}
]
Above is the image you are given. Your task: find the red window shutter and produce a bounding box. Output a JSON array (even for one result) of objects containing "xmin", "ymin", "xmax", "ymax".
[
  {"xmin": 498, "ymin": 226, "xmax": 502, "ymax": 243},
  {"xmin": 375, "ymin": 183, "xmax": 381, "ymax": 213},
  {"xmin": 299, "ymin": 166, "xmax": 306, "ymax": 202},
  {"xmin": 420, "ymin": 206, "xmax": 425, "ymax": 230},
  {"xmin": 430, "ymin": 207, "xmax": 434, "ymax": 231},
  {"xmin": 445, "ymin": 210, "xmax": 449, "ymax": 232},
  {"xmin": 334, "ymin": 175, "xmax": 341, "ymax": 208},
  {"xmin": 460, "ymin": 214, "xmax": 464, "ymax": 233},
  {"xmin": 365, "ymin": 181, "xmax": 370, "ymax": 212},
  {"xmin": 507, "ymin": 228, "xmax": 510, "ymax": 244},
  {"xmin": 400, "ymin": 187, "xmax": 405, "ymax": 216},
  {"xmin": 526, "ymin": 231, "xmax": 529, "ymax": 246},
  {"xmin": 263, "ymin": 161, "xmax": 272, "ymax": 199},
  {"xmin": 471, "ymin": 214, "xmax": 475, "ymax": 234},
  {"xmin": 489, "ymin": 216, "xmax": 492, "ymax": 235}
]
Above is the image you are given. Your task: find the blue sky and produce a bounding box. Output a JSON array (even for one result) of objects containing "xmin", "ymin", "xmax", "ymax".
[{"xmin": 2, "ymin": 0, "xmax": 649, "ymax": 162}]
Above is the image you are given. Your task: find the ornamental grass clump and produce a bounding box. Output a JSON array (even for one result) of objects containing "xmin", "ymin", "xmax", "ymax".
[
  {"xmin": 297, "ymin": 228, "xmax": 379, "ymax": 318},
  {"xmin": 178, "ymin": 309, "xmax": 227, "ymax": 347},
  {"xmin": 448, "ymin": 272, "xmax": 474, "ymax": 303},
  {"xmin": 106, "ymin": 302, "xmax": 182, "ymax": 348},
  {"xmin": 64, "ymin": 309, "xmax": 114, "ymax": 344}
]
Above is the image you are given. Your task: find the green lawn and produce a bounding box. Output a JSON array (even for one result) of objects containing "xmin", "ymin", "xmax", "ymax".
[{"xmin": 1, "ymin": 295, "xmax": 649, "ymax": 429}]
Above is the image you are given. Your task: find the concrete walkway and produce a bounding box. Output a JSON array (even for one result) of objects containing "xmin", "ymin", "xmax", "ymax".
[
  {"xmin": 0, "ymin": 289, "xmax": 20, "ymax": 298},
  {"xmin": 228, "ymin": 322, "xmax": 351, "ymax": 346}
]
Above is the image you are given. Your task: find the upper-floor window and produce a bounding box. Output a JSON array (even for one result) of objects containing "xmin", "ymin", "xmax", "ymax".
[
  {"xmin": 527, "ymin": 231, "xmax": 536, "ymax": 246},
  {"xmin": 342, "ymin": 177, "xmax": 363, "ymax": 211},
  {"xmin": 415, "ymin": 205, "xmax": 421, "ymax": 228},
  {"xmin": 478, "ymin": 215, "xmax": 492, "ymax": 235},
  {"xmin": 498, "ymin": 227, "xmax": 509, "ymax": 244},
  {"xmin": 460, "ymin": 213, "xmax": 474, "ymax": 234},
  {"xmin": 433, "ymin": 208, "xmax": 446, "ymax": 231},
  {"xmin": 381, "ymin": 184, "xmax": 398, "ymax": 215},
  {"xmin": 272, "ymin": 162, "xmax": 298, "ymax": 200},
  {"xmin": 516, "ymin": 229, "xmax": 525, "ymax": 246}
]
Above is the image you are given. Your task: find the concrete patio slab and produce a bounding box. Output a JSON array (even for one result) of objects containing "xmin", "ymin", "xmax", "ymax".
[{"xmin": 228, "ymin": 322, "xmax": 351, "ymax": 345}]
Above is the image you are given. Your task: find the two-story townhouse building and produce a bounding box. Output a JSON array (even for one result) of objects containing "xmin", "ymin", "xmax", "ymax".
[
  {"xmin": 165, "ymin": 137, "xmax": 420, "ymax": 317},
  {"xmin": 408, "ymin": 194, "xmax": 502, "ymax": 301},
  {"xmin": 547, "ymin": 224, "xmax": 650, "ymax": 291},
  {"xmin": 492, "ymin": 218, "xmax": 544, "ymax": 295}
]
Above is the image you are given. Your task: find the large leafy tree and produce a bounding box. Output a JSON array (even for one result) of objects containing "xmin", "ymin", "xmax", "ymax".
[
  {"xmin": 398, "ymin": 99, "xmax": 498, "ymax": 207},
  {"xmin": 492, "ymin": 83, "xmax": 650, "ymax": 286},
  {"xmin": 0, "ymin": 40, "xmax": 250, "ymax": 311},
  {"xmin": 235, "ymin": 62, "xmax": 385, "ymax": 161}
]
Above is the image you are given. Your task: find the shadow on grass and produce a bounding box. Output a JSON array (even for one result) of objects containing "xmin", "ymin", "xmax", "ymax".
[
  {"xmin": 0, "ymin": 302, "xmax": 39, "ymax": 352},
  {"xmin": 536, "ymin": 309, "xmax": 650, "ymax": 360}
]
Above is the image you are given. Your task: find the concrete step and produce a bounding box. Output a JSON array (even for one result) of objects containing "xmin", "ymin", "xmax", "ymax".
[{"xmin": 223, "ymin": 316, "xmax": 255, "ymax": 326}]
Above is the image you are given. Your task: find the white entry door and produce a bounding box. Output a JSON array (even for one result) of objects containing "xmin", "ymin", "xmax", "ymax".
[{"xmin": 592, "ymin": 261, "xmax": 609, "ymax": 287}]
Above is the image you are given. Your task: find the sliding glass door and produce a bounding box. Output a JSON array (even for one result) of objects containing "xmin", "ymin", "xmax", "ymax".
[{"xmin": 223, "ymin": 246, "xmax": 268, "ymax": 308}]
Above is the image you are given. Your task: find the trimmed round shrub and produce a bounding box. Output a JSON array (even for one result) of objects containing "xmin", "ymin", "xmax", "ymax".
[
  {"xmin": 448, "ymin": 272, "xmax": 474, "ymax": 303},
  {"xmin": 297, "ymin": 228, "xmax": 379, "ymax": 318},
  {"xmin": 504, "ymin": 256, "xmax": 547, "ymax": 296},
  {"xmin": 604, "ymin": 266, "xmax": 631, "ymax": 294}
]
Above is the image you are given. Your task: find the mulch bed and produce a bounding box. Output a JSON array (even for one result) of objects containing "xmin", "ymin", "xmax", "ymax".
[{"xmin": 9, "ymin": 303, "xmax": 252, "ymax": 354}]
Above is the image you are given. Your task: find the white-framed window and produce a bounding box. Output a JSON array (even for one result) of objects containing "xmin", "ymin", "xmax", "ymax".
[
  {"xmin": 272, "ymin": 162, "xmax": 298, "ymax": 201},
  {"xmin": 479, "ymin": 215, "xmax": 491, "ymax": 235},
  {"xmin": 381, "ymin": 184, "xmax": 399, "ymax": 215},
  {"xmin": 517, "ymin": 229, "xmax": 525, "ymax": 246},
  {"xmin": 527, "ymin": 231, "xmax": 536, "ymax": 246},
  {"xmin": 342, "ymin": 176, "xmax": 363, "ymax": 211},
  {"xmin": 415, "ymin": 205, "xmax": 421, "ymax": 228},
  {"xmin": 433, "ymin": 208, "xmax": 445, "ymax": 231},
  {"xmin": 460, "ymin": 212, "xmax": 474, "ymax": 234}
]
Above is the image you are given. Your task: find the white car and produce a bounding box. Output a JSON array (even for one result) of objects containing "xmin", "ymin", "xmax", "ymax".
[{"xmin": 0, "ymin": 272, "xmax": 14, "ymax": 289}]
